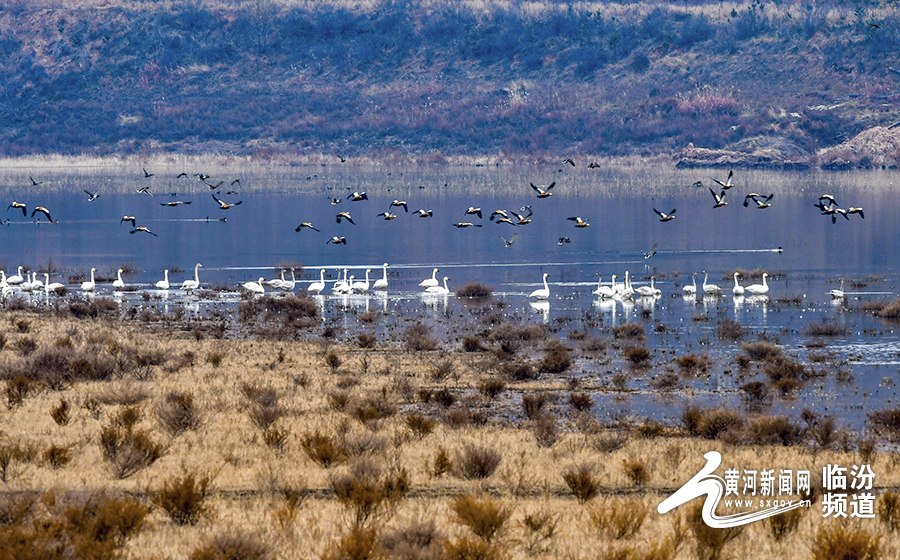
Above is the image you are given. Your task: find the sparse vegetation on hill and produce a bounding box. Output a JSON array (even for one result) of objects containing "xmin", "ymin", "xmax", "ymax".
[{"xmin": 1, "ymin": 0, "xmax": 900, "ymax": 163}]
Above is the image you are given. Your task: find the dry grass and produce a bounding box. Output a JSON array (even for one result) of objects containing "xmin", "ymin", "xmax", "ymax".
[{"xmin": 3, "ymin": 311, "xmax": 900, "ymax": 559}]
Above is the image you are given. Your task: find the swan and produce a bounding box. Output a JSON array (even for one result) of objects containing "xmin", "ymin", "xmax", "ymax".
[
  {"xmin": 732, "ymin": 272, "xmax": 745, "ymax": 296},
  {"xmin": 351, "ymin": 269, "xmax": 371, "ymax": 293},
  {"xmin": 830, "ymin": 278, "xmax": 845, "ymax": 299},
  {"xmin": 333, "ymin": 269, "xmax": 352, "ymax": 294},
  {"xmin": 181, "ymin": 263, "xmax": 203, "ymax": 291},
  {"xmin": 373, "ymin": 263, "xmax": 389, "ymax": 290},
  {"xmin": 593, "ymin": 274, "xmax": 616, "ymax": 299},
  {"xmin": 278, "ymin": 269, "xmax": 296, "ymax": 291},
  {"xmin": 636, "ymin": 276, "xmax": 658, "ymax": 297},
  {"xmin": 81, "ymin": 268, "xmax": 96, "ymax": 292},
  {"xmin": 113, "ymin": 268, "xmax": 125, "ymax": 290},
  {"xmin": 419, "ymin": 268, "xmax": 439, "ymax": 288},
  {"xmin": 425, "ymin": 276, "xmax": 450, "ymax": 294},
  {"xmin": 683, "ymin": 273, "xmax": 697, "ymax": 296},
  {"xmin": 529, "ymin": 273, "xmax": 550, "ymax": 300},
  {"xmin": 0, "ymin": 271, "xmax": 7, "ymax": 290},
  {"xmin": 702, "ymin": 271, "xmax": 721, "ymax": 296},
  {"xmin": 7, "ymin": 266, "xmax": 24, "ymax": 285},
  {"xmin": 156, "ymin": 270, "xmax": 170, "ymax": 290},
  {"xmin": 28, "ymin": 272, "xmax": 44, "ymax": 292},
  {"xmin": 44, "ymin": 273, "xmax": 64, "ymax": 294},
  {"xmin": 243, "ymin": 277, "xmax": 265, "ymax": 294},
  {"xmin": 745, "ymin": 273, "xmax": 769, "ymax": 296},
  {"xmin": 619, "ymin": 271, "xmax": 635, "ymax": 299},
  {"xmin": 308, "ymin": 269, "xmax": 326, "ymax": 294},
  {"xmin": 265, "ymin": 270, "xmax": 286, "ymax": 289}
]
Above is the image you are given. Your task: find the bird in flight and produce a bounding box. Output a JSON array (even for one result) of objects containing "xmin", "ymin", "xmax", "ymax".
[
  {"xmin": 295, "ymin": 222, "xmax": 320, "ymax": 232},
  {"xmin": 137, "ymin": 186, "xmax": 153, "ymax": 196},
  {"xmin": 465, "ymin": 207, "xmax": 483, "ymax": 219},
  {"xmin": 329, "ymin": 197, "xmax": 342, "ymax": 205},
  {"xmin": 713, "ymin": 170, "xmax": 734, "ymax": 190},
  {"xmin": 327, "ymin": 236, "xmax": 347, "ymax": 245},
  {"xmin": 531, "ymin": 182, "xmax": 555, "ymax": 198},
  {"xmin": 453, "ymin": 222, "xmax": 482, "ymax": 228},
  {"xmin": 31, "ymin": 206, "xmax": 55, "ymax": 223},
  {"xmin": 7, "ymin": 202, "xmax": 26, "ymax": 216},
  {"xmin": 390, "ymin": 200, "xmax": 408, "ymax": 212},
  {"xmin": 847, "ymin": 207, "xmax": 865, "ymax": 219},
  {"xmin": 204, "ymin": 181, "xmax": 224, "ymax": 191},
  {"xmin": 414, "ymin": 209, "xmax": 433, "ymax": 218},
  {"xmin": 377, "ymin": 211, "xmax": 398, "ymax": 220},
  {"xmin": 131, "ymin": 226, "xmax": 158, "ymax": 237},
  {"xmin": 512, "ymin": 207, "xmax": 534, "ymax": 225},
  {"xmin": 160, "ymin": 200, "xmax": 192, "ymax": 207},
  {"xmin": 29, "ymin": 176, "xmax": 43, "ymax": 186},
  {"xmin": 745, "ymin": 193, "xmax": 774, "ymax": 209},
  {"xmin": 562, "ymin": 158, "xmax": 576, "ymax": 167},
  {"xmin": 642, "ymin": 244, "xmax": 658, "ymax": 259},
  {"xmin": 336, "ymin": 211, "xmax": 355, "ymax": 225},
  {"xmin": 502, "ymin": 233, "xmax": 518, "ymax": 247},
  {"xmin": 176, "ymin": 172, "xmax": 189, "ymax": 178},
  {"xmin": 710, "ymin": 188, "xmax": 728, "ymax": 208},
  {"xmin": 567, "ymin": 216, "xmax": 590, "ymax": 228},
  {"xmin": 120, "ymin": 216, "xmax": 136, "ymax": 227},
  {"xmin": 347, "ymin": 191, "xmax": 368, "ymax": 201},
  {"xmin": 558, "ymin": 236, "xmax": 571, "ymax": 245},
  {"xmin": 84, "ymin": 190, "xmax": 100, "ymax": 202},
  {"xmin": 196, "ymin": 173, "xmax": 210, "ymax": 181},
  {"xmin": 212, "ymin": 193, "xmax": 242, "ymax": 210},
  {"xmin": 654, "ymin": 208, "xmax": 676, "ymax": 222},
  {"xmin": 588, "ymin": 162, "xmax": 601, "ymax": 169},
  {"xmin": 142, "ymin": 168, "xmax": 154, "ymax": 178}
]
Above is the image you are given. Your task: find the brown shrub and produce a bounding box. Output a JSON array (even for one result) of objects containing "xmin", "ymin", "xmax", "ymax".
[
  {"xmin": 499, "ymin": 360, "xmax": 539, "ymax": 381},
  {"xmin": 522, "ymin": 392, "xmax": 550, "ymax": 419},
  {"xmin": 741, "ymin": 341, "xmax": 782, "ymax": 361},
  {"xmin": 588, "ymin": 497, "xmax": 647, "ymax": 540},
  {"xmin": 404, "ymin": 324, "xmax": 439, "ymax": 351},
  {"xmin": 878, "ymin": 490, "xmax": 900, "ymax": 532},
  {"xmin": 613, "ymin": 322, "xmax": 645, "ymax": 339},
  {"xmin": 50, "ymin": 398, "xmax": 71, "ymax": 426},
  {"xmin": 623, "ymin": 346, "xmax": 652, "ymax": 366},
  {"xmin": 42, "ymin": 444, "xmax": 71, "ymax": 469},
  {"xmin": 811, "ymin": 523, "xmax": 881, "ymax": 560},
  {"xmin": 322, "ymin": 525, "xmax": 381, "ymax": 560},
  {"xmin": 451, "ymin": 445, "xmax": 501, "ymax": 480},
  {"xmin": 451, "ymin": 494, "xmax": 510, "ymax": 543},
  {"xmin": 868, "ymin": 408, "xmax": 900, "ymax": 442},
  {"xmin": 405, "ymin": 413, "xmax": 436, "ymax": 438},
  {"xmin": 357, "ymin": 334, "xmax": 376, "ymax": 349},
  {"xmin": 455, "ymin": 282, "xmax": 493, "ymax": 299},
  {"xmin": 532, "ymin": 412, "xmax": 559, "ymax": 448},
  {"xmin": 687, "ymin": 501, "xmax": 744, "ymax": 560},
  {"xmin": 540, "ymin": 340, "xmax": 572, "ymax": 373},
  {"xmin": 150, "ymin": 471, "xmax": 213, "ymax": 525},
  {"xmin": 189, "ymin": 531, "xmax": 272, "ymax": 560},
  {"xmin": 330, "ymin": 458, "xmax": 409, "ymax": 526},
  {"xmin": 715, "ymin": 318, "xmax": 745, "ymax": 341},
  {"xmin": 301, "ymin": 431, "xmax": 346, "ymax": 468},
  {"xmin": 462, "ymin": 336, "xmax": 487, "ymax": 352},
  {"xmin": 6, "ymin": 375, "xmax": 37, "ymax": 409},
  {"xmin": 562, "ymin": 463, "xmax": 601, "ymax": 504},
  {"xmin": 804, "ymin": 320, "xmax": 850, "ymax": 336},
  {"xmin": 569, "ymin": 392, "xmax": 593, "ymax": 412},
  {"xmin": 767, "ymin": 506, "xmax": 805, "ymax": 542},
  {"xmin": 380, "ymin": 520, "xmax": 445, "ymax": 560},
  {"xmin": 746, "ymin": 415, "xmax": 804, "ymax": 446},
  {"xmin": 478, "ymin": 378, "xmax": 506, "ymax": 400},
  {"xmin": 156, "ymin": 391, "xmax": 202, "ymax": 436},
  {"xmin": 622, "ymin": 457, "xmax": 651, "ymax": 487}
]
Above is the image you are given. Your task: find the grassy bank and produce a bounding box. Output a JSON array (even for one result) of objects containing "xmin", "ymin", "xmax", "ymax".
[{"xmin": 2, "ymin": 298, "xmax": 900, "ymax": 559}]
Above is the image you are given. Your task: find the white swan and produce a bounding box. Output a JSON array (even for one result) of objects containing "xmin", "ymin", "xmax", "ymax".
[
  {"xmin": 732, "ymin": 272, "xmax": 744, "ymax": 296},
  {"xmin": 702, "ymin": 271, "xmax": 721, "ymax": 295},
  {"xmin": 7, "ymin": 266, "xmax": 24, "ymax": 285},
  {"xmin": 243, "ymin": 277, "xmax": 265, "ymax": 294},
  {"xmin": 181, "ymin": 263, "xmax": 202, "ymax": 291},
  {"xmin": 0, "ymin": 271, "xmax": 7, "ymax": 289},
  {"xmin": 309, "ymin": 269, "xmax": 326, "ymax": 294},
  {"xmin": 683, "ymin": 273, "xmax": 697, "ymax": 296},
  {"xmin": 352, "ymin": 269, "xmax": 371, "ymax": 293},
  {"xmin": 592, "ymin": 274, "xmax": 615, "ymax": 298},
  {"xmin": 44, "ymin": 273, "xmax": 64, "ymax": 294},
  {"xmin": 830, "ymin": 278, "xmax": 845, "ymax": 299},
  {"xmin": 373, "ymin": 263, "xmax": 389, "ymax": 290},
  {"xmin": 419, "ymin": 268, "xmax": 439, "ymax": 288},
  {"xmin": 333, "ymin": 269, "xmax": 352, "ymax": 294},
  {"xmin": 745, "ymin": 273, "xmax": 769, "ymax": 296},
  {"xmin": 619, "ymin": 271, "xmax": 635, "ymax": 299},
  {"xmin": 278, "ymin": 269, "xmax": 296, "ymax": 291},
  {"xmin": 265, "ymin": 269, "xmax": 286, "ymax": 289},
  {"xmin": 29, "ymin": 272, "xmax": 44, "ymax": 292},
  {"xmin": 156, "ymin": 269, "xmax": 170, "ymax": 290},
  {"xmin": 81, "ymin": 268, "xmax": 96, "ymax": 292},
  {"xmin": 636, "ymin": 276, "xmax": 658, "ymax": 297},
  {"xmin": 425, "ymin": 276, "xmax": 450, "ymax": 294},
  {"xmin": 113, "ymin": 268, "xmax": 125, "ymax": 290},
  {"xmin": 529, "ymin": 273, "xmax": 550, "ymax": 300}
]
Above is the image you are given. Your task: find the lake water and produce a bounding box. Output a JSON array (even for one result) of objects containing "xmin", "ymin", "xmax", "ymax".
[{"xmin": 1, "ymin": 162, "xmax": 898, "ymax": 431}]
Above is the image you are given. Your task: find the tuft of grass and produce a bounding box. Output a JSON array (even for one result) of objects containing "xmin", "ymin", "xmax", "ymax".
[
  {"xmin": 687, "ymin": 501, "xmax": 744, "ymax": 560},
  {"xmin": 811, "ymin": 523, "xmax": 881, "ymax": 560},
  {"xmin": 804, "ymin": 320, "xmax": 850, "ymax": 336},
  {"xmin": 540, "ymin": 340, "xmax": 572, "ymax": 373},
  {"xmin": 623, "ymin": 345, "xmax": 652, "ymax": 366},
  {"xmin": 6, "ymin": 375, "xmax": 38, "ymax": 409},
  {"xmin": 622, "ymin": 457, "xmax": 651, "ymax": 487},
  {"xmin": 42, "ymin": 444, "xmax": 71, "ymax": 469},
  {"xmin": 532, "ymin": 412, "xmax": 559, "ymax": 448},
  {"xmin": 330, "ymin": 458, "xmax": 409, "ymax": 526},
  {"xmin": 50, "ymin": 398, "xmax": 71, "ymax": 426},
  {"xmin": 569, "ymin": 391, "xmax": 593, "ymax": 412},
  {"xmin": 451, "ymin": 445, "xmax": 501, "ymax": 480},
  {"xmin": 322, "ymin": 525, "xmax": 380, "ymax": 560},
  {"xmin": 589, "ymin": 497, "xmax": 647, "ymax": 540},
  {"xmin": 478, "ymin": 378, "xmax": 506, "ymax": 400},
  {"xmin": 455, "ymin": 282, "xmax": 493, "ymax": 299},
  {"xmin": 404, "ymin": 413, "xmax": 436, "ymax": 439},
  {"xmin": 156, "ymin": 390, "xmax": 202, "ymax": 436},
  {"xmin": 613, "ymin": 322, "xmax": 645, "ymax": 339},
  {"xmin": 150, "ymin": 471, "xmax": 213, "ymax": 526},
  {"xmin": 404, "ymin": 323, "xmax": 439, "ymax": 351},
  {"xmin": 875, "ymin": 298, "xmax": 900, "ymax": 319},
  {"xmin": 766, "ymin": 506, "xmax": 805, "ymax": 542},
  {"xmin": 100, "ymin": 408, "xmax": 164, "ymax": 479},
  {"xmin": 868, "ymin": 407, "xmax": 900, "ymax": 442},
  {"xmin": 745, "ymin": 415, "xmax": 803, "ymax": 446},
  {"xmin": 380, "ymin": 520, "xmax": 445, "ymax": 560},
  {"xmin": 715, "ymin": 318, "xmax": 745, "ymax": 341},
  {"xmin": 189, "ymin": 531, "xmax": 272, "ymax": 560},
  {"xmin": 522, "ymin": 392, "xmax": 550, "ymax": 419},
  {"xmin": 878, "ymin": 490, "xmax": 900, "ymax": 532},
  {"xmin": 451, "ymin": 494, "xmax": 510, "ymax": 543},
  {"xmin": 562, "ymin": 463, "xmax": 601, "ymax": 504},
  {"xmin": 300, "ymin": 431, "xmax": 346, "ymax": 468}
]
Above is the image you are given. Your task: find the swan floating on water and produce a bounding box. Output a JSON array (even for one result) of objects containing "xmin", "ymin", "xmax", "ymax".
[
  {"xmin": 308, "ymin": 269, "xmax": 326, "ymax": 295},
  {"xmin": 702, "ymin": 271, "xmax": 721, "ymax": 296},
  {"xmin": 732, "ymin": 272, "xmax": 745, "ymax": 296},
  {"xmin": 425, "ymin": 276, "xmax": 450, "ymax": 295},
  {"xmin": 81, "ymin": 268, "xmax": 96, "ymax": 292},
  {"xmin": 373, "ymin": 263, "xmax": 389, "ymax": 290},
  {"xmin": 529, "ymin": 273, "xmax": 550, "ymax": 300},
  {"xmin": 830, "ymin": 278, "xmax": 845, "ymax": 299},
  {"xmin": 745, "ymin": 273, "xmax": 769, "ymax": 296},
  {"xmin": 181, "ymin": 263, "xmax": 202, "ymax": 291},
  {"xmin": 683, "ymin": 273, "xmax": 697, "ymax": 296},
  {"xmin": 419, "ymin": 268, "xmax": 439, "ymax": 288},
  {"xmin": 155, "ymin": 270, "xmax": 170, "ymax": 290}
]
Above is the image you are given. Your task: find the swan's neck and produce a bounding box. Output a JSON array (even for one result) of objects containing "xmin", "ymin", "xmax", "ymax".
[
  {"xmin": 762, "ymin": 274, "xmax": 768, "ymax": 287},
  {"xmin": 382, "ymin": 266, "xmax": 388, "ymax": 281},
  {"xmin": 165, "ymin": 270, "xmax": 169, "ymax": 280},
  {"xmin": 543, "ymin": 276, "xmax": 549, "ymax": 290},
  {"xmin": 194, "ymin": 266, "xmax": 200, "ymax": 282}
]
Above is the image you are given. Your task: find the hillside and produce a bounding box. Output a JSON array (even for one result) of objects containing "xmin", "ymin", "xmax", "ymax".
[{"xmin": 1, "ymin": 0, "xmax": 900, "ymax": 164}]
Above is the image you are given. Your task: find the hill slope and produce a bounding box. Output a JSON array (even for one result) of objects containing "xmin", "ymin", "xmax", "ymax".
[{"xmin": 1, "ymin": 1, "xmax": 899, "ymax": 163}]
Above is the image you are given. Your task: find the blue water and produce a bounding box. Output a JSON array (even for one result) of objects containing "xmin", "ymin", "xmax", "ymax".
[{"xmin": 1, "ymin": 163, "xmax": 898, "ymax": 430}]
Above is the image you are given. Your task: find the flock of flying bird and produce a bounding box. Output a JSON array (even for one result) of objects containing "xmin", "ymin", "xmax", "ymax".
[{"xmin": 2, "ymin": 165, "xmax": 864, "ymax": 299}]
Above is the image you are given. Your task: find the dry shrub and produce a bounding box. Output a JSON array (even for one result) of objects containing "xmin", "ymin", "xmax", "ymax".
[
  {"xmin": 682, "ymin": 406, "xmax": 744, "ymax": 441},
  {"xmin": 562, "ymin": 463, "xmax": 601, "ymax": 504},
  {"xmin": 462, "ymin": 336, "xmax": 487, "ymax": 352},
  {"xmin": 430, "ymin": 358, "xmax": 456, "ymax": 382},
  {"xmin": 189, "ymin": 531, "xmax": 272, "ymax": 560},
  {"xmin": 715, "ymin": 318, "xmax": 745, "ymax": 341},
  {"xmin": 405, "ymin": 414, "xmax": 436, "ymax": 438},
  {"xmin": 478, "ymin": 378, "xmax": 506, "ymax": 400},
  {"xmin": 325, "ymin": 351, "xmax": 342, "ymax": 374},
  {"xmin": 456, "ymin": 282, "xmax": 493, "ymax": 299},
  {"xmin": 301, "ymin": 431, "xmax": 346, "ymax": 468},
  {"xmin": 804, "ymin": 320, "xmax": 850, "ymax": 336},
  {"xmin": 323, "ymin": 525, "xmax": 381, "ymax": 560},
  {"xmin": 591, "ymin": 432, "xmax": 629, "ymax": 453},
  {"xmin": 206, "ymin": 350, "xmax": 226, "ymax": 368},
  {"xmin": 520, "ymin": 510, "xmax": 558, "ymax": 555},
  {"xmin": 431, "ymin": 448, "xmax": 452, "ymax": 478},
  {"xmin": 451, "ymin": 445, "xmax": 501, "ymax": 480},
  {"xmin": 741, "ymin": 341, "xmax": 782, "ymax": 361},
  {"xmin": 330, "ymin": 458, "xmax": 410, "ymax": 526},
  {"xmin": 6, "ymin": 375, "xmax": 37, "ymax": 409},
  {"xmin": 745, "ymin": 415, "xmax": 803, "ymax": 446},
  {"xmin": 532, "ymin": 412, "xmax": 559, "ymax": 448},
  {"xmin": 766, "ymin": 506, "xmax": 805, "ymax": 542},
  {"xmin": 589, "ymin": 497, "xmax": 647, "ymax": 539},
  {"xmin": 404, "ymin": 323, "xmax": 438, "ymax": 351},
  {"xmin": 150, "ymin": 471, "xmax": 213, "ymax": 525},
  {"xmin": 868, "ymin": 407, "xmax": 900, "ymax": 442},
  {"xmin": 622, "ymin": 457, "xmax": 650, "ymax": 487},
  {"xmin": 0, "ymin": 437, "xmax": 30, "ymax": 483},
  {"xmin": 443, "ymin": 404, "xmax": 487, "ymax": 429},
  {"xmin": 687, "ymin": 501, "xmax": 743, "ymax": 560},
  {"xmin": 878, "ymin": 490, "xmax": 900, "ymax": 532},
  {"xmin": 50, "ymin": 398, "xmax": 70, "ymax": 426},
  {"xmin": 434, "ymin": 388, "xmax": 457, "ymax": 408},
  {"xmin": 623, "ymin": 346, "xmax": 651, "ymax": 366},
  {"xmin": 499, "ymin": 360, "xmax": 539, "ymax": 381},
  {"xmin": 380, "ymin": 520, "xmax": 445, "ymax": 560},
  {"xmin": 100, "ymin": 408, "xmax": 164, "ymax": 479},
  {"xmin": 156, "ymin": 390, "xmax": 202, "ymax": 436},
  {"xmin": 42, "ymin": 444, "xmax": 70, "ymax": 469},
  {"xmin": 740, "ymin": 381, "xmax": 769, "ymax": 403},
  {"xmin": 352, "ymin": 391, "xmax": 398, "ymax": 428},
  {"xmin": 91, "ymin": 383, "xmax": 150, "ymax": 406},
  {"xmin": 328, "ymin": 390, "xmax": 352, "ymax": 412},
  {"xmin": 14, "ymin": 335, "xmax": 38, "ymax": 356},
  {"xmin": 811, "ymin": 523, "xmax": 881, "ymax": 560},
  {"xmin": 0, "ymin": 492, "xmax": 36, "ymax": 526},
  {"xmin": 521, "ymin": 392, "xmax": 550, "ymax": 419},
  {"xmin": 875, "ymin": 298, "xmax": 900, "ymax": 319},
  {"xmin": 569, "ymin": 392, "xmax": 593, "ymax": 412},
  {"xmin": 357, "ymin": 334, "xmax": 376, "ymax": 349},
  {"xmin": 540, "ymin": 340, "xmax": 572, "ymax": 373},
  {"xmin": 613, "ymin": 322, "xmax": 645, "ymax": 339},
  {"xmin": 451, "ymin": 494, "xmax": 510, "ymax": 543},
  {"xmin": 445, "ymin": 536, "xmax": 501, "ymax": 560}
]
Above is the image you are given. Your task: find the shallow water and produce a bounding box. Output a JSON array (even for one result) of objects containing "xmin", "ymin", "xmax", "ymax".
[{"xmin": 1, "ymin": 163, "xmax": 898, "ymax": 431}]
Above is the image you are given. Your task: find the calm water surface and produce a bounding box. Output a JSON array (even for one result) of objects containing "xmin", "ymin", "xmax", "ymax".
[{"xmin": 1, "ymin": 163, "xmax": 898, "ymax": 430}]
